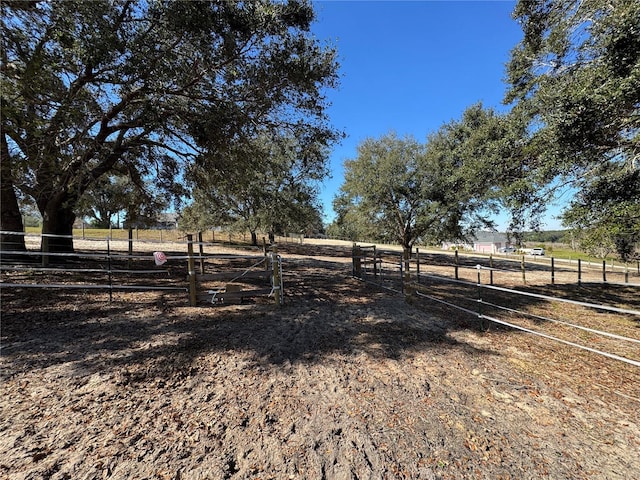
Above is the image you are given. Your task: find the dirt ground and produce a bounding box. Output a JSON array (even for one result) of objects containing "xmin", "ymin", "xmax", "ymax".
[{"xmin": 1, "ymin": 243, "xmax": 639, "ymax": 479}]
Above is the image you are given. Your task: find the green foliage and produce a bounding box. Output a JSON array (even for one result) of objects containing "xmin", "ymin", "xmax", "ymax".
[
  {"xmin": 561, "ymin": 165, "xmax": 640, "ymax": 261},
  {"xmin": 181, "ymin": 134, "xmax": 326, "ymax": 245},
  {"xmin": 22, "ymin": 213, "xmax": 41, "ymax": 228},
  {"xmin": 76, "ymin": 174, "xmax": 167, "ymax": 228},
  {"xmin": 328, "ymin": 193, "xmax": 369, "ymax": 242},
  {"xmin": 333, "ymin": 132, "xmax": 427, "ymax": 250},
  {"xmin": 1, "ymin": 0, "xmax": 340, "ymax": 250},
  {"xmin": 522, "ymin": 230, "xmax": 568, "ymax": 244},
  {"xmin": 333, "ymin": 112, "xmax": 507, "ymax": 255},
  {"xmin": 504, "ymin": 0, "xmax": 640, "ymax": 236}
]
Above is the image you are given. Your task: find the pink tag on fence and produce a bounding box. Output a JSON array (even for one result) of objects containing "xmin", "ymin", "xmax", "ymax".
[{"xmin": 153, "ymin": 251, "xmax": 167, "ymax": 266}]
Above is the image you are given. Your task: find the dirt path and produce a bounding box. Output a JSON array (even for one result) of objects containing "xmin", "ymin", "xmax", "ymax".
[{"xmin": 1, "ymin": 245, "xmax": 639, "ymax": 479}]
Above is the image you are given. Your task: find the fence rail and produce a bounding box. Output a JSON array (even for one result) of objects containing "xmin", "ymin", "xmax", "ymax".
[
  {"xmin": 1, "ymin": 231, "xmax": 284, "ymax": 306},
  {"xmin": 351, "ymin": 243, "xmax": 640, "ymax": 368}
]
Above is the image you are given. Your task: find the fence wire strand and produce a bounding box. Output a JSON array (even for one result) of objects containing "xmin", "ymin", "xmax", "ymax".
[{"xmin": 353, "ymin": 244, "xmax": 639, "ymax": 368}]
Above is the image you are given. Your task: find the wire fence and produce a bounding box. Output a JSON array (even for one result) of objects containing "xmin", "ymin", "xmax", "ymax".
[
  {"xmin": 425, "ymin": 248, "xmax": 640, "ymax": 287},
  {"xmin": 351, "ymin": 243, "xmax": 640, "ymax": 368},
  {"xmin": 0, "ymin": 231, "xmax": 282, "ymax": 306}
]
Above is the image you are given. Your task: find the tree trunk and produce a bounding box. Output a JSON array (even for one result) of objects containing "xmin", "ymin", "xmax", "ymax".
[
  {"xmin": 0, "ymin": 181, "xmax": 26, "ymax": 252},
  {"xmin": 0, "ymin": 134, "xmax": 26, "ymax": 252},
  {"xmin": 40, "ymin": 196, "xmax": 76, "ymax": 253},
  {"xmin": 250, "ymin": 230, "xmax": 258, "ymax": 246}
]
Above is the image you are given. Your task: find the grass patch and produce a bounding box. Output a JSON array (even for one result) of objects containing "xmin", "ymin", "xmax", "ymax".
[{"xmin": 24, "ymin": 226, "xmax": 258, "ymax": 245}]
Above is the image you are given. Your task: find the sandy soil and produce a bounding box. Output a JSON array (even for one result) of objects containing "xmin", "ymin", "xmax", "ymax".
[{"xmin": 1, "ymin": 243, "xmax": 639, "ymax": 479}]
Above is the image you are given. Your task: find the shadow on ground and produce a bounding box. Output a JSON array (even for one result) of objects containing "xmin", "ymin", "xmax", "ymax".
[
  {"xmin": 3, "ymin": 243, "xmax": 636, "ymax": 382},
  {"xmin": 1, "ymin": 249, "xmax": 494, "ymax": 381}
]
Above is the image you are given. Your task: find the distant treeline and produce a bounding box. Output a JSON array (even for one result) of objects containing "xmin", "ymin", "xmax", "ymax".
[{"xmin": 522, "ymin": 230, "xmax": 568, "ymax": 244}]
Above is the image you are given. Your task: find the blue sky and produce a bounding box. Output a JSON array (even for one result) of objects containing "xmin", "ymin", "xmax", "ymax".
[{"xmin": 310, "ymin": 0, "xmax": 566, "ymax": 231}]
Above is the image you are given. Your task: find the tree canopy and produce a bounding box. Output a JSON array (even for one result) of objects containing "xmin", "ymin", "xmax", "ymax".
[
  {"xmin": 504, "ymin": 0, "xmax": 640, "ymax": 256},
  {"xmin": 4, "ymin": 0, "xmax": 637, "ymax": 260},
  {"xmin": 76, "ymin": 173, "xmax": 167, "ymax": 229},
  {"xmin": 332, "ymin": 133, "xmax": 429, "ymax": 253},
  {"xmin": 333, "ymin": 0, "xmax": 639, "ymax": 257},
  {"xmin": 332, "ymin": 106, "xmax": 510, "ymax": 256},
  {"xmin": 506, "ymin": 0, "xmax": 639, "ymax": 168},
  {"xmin": 1, "ymin": 0, "xmax": 340, "ymax": 251},
  {"xmin": 181, "ymin": 133, "xmax": 326, "ymax": 245},
  {"xmin": 560, "ymin": 165, "xmax": 640, "ymax": 260}
]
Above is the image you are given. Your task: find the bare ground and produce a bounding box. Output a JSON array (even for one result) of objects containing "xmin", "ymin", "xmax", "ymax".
[{"xmin": 1, "ymin": 243, "xmax": 639, "ymax": 479}]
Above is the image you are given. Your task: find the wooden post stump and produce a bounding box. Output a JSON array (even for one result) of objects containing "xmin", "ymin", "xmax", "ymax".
[{"xmin": 187, "ymin": 234, "xmax": 197, "ymax": 306}]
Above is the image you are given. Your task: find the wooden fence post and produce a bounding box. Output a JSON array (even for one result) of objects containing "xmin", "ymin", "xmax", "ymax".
[
  {"xmin": 551, "ymin": 257, "xmax": 555, "ymax": 285},
  {"xmin": 198, "ymin": 231, "xmax": 205, "ymax": 275},
  {"xmin": 187, "ymin": 234, "xmax": 197, "ymax": 306},
  {"xmin": 416, "ymin": 248, "xmax": 421, "ymax": 283},
  {"xmin": 41, "ymin": 235, "xmax": 49, "ymax": 267},
  {"xmin": 404, "ymin": 254, "xmax": 412, "ymax": 298},
  {"xmin": 263, "ymin": 237, "xmax": 269, "ymax": 270},
  {"xmin": 521, "ymin": 255, "xmax": 526, "ymax": 284},
  {"xmin": 128, "ymin": 227, "xmax": 133, "ymax": 270},
  {"xmin": 602, "ymin": 260, "xmax": 607, "ymax": 282},
  {"xmin": 625, "ymin": 263, "xmax": 629, "ymax": 283},
  {"xmin": 578, "ymin": 259, "xmax": 582, "ymax": 285},
  {"xmin": 454, "ymin": 249, "xmax": 459, "ymax": 280},
  {"xmin": 372, "ymin": 245, "xmax": 378, "ymax": 278},
  {"xmin": 271, "ymin": 244, "xmax": 282, "ymax": 306},
  {"xmin": 489, "ymin": 254, "xmax": 494, "ymax": 286},
  {"xmin": 352, "ymin": 244, "xmax": 362, "ymax": 278}
]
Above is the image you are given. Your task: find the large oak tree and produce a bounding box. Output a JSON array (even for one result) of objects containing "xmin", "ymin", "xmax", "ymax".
[
  {"xmin": 181, "ymin": 133, "xmax": 327, "ymax": 245},
  {"xmin": 332, "ymin": 107, "xmax": 509, "ymax": 258},
  {"xmin": 504, "ymin": 0, "xmax": 639, "ymax": 254},
  {"xmin": 1, "ymin": 0, "xmax": 340, "ymax": 252}
]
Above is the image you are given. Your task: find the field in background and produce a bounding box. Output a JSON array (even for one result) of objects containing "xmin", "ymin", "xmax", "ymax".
[{"xmin": 21, "ymin": 227, "xmax": 639, "ymax": 272}]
